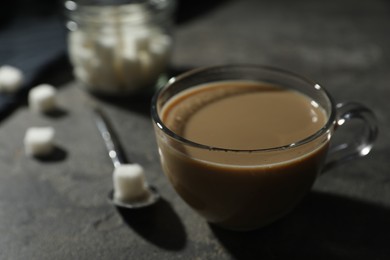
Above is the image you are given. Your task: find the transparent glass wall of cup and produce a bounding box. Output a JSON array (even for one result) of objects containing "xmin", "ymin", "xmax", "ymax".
[
  {"xmin": 151, "ymin": 65, "xmax": 378, "ymax": 231},
  {"xmin": 64, "ymin": 0, "xmax": 176, "ymax": 96}
]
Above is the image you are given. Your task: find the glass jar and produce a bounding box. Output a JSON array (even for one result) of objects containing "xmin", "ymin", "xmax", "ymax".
[{"xmin": 64, "ymin": 0, "xmax": 176, "ymax": 96}]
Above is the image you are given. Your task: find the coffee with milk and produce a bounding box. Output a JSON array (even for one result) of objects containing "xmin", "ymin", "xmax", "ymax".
[{"xmin": 158, "ymin": 80, "xmax": 329, "ymax": 230}]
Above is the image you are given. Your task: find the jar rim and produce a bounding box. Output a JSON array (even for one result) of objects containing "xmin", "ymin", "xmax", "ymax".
[{"xmin": 64, "ymin": 0, "xmax": 176, "ymax": 25}]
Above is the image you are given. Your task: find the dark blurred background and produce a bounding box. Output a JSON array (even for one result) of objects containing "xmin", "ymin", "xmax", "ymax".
[{"xmin": 0, "ymin": 0, "xmax": 60, "ymax": 23}]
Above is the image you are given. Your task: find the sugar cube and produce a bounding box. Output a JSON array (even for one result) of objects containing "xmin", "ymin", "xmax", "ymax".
[
  {"xmin": 113, "ymin": 164, "xmax": 149, "ymax": 202},
  {"xmin": 0, "ymin": 65, "xmax": 24, "ymax": 93},
  {"xmin": 24, "ymin": 127, "xmax": 55, "ymax": 157},
  {"xmin": 28, "ymin": 84, "xmax": 57, "ymax": 113}
]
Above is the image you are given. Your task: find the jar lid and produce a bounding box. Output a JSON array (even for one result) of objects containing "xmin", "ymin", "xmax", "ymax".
[{"xmin": 65, "ymin": 0, "xmax": 175, "ymax": 10}]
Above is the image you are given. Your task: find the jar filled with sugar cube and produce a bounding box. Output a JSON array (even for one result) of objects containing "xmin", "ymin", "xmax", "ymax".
[{"xmin": 64, "ymin": 0, "xmax": 176, "ymax": 96}]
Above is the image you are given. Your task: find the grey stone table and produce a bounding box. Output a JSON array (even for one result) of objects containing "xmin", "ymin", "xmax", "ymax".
[{"xmin": 1, "ymin": 0, "xmax": 390, "ymax": 259}]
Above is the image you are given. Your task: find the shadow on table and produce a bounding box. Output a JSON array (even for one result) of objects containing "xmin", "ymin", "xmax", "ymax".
[
  {"xmin": 210, "ymin": 191, "xmax": 390, "ymax": 260},
  {"xmin": 35, "ymin": 146, "xmax": 68, "ymax": 162},
  {"xmin": 116, "ymin": 198, "xmax": 187, "ymax": 251}
]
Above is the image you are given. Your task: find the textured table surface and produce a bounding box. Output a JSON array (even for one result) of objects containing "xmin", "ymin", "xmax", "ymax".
[{"xmin": 1, "ymin": 0, "xmax": 390, "ymax": 259}]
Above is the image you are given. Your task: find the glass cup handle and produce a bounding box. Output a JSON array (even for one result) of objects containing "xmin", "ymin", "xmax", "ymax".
[{"xmin": 324, "ymin": 102, "xmax": 378, "ymax": 171}]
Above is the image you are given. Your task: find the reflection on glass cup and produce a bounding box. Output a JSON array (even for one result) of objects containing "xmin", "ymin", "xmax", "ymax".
[{"xmin": 151, "ymin": 65, "xmax": 378, "ymax": 231}]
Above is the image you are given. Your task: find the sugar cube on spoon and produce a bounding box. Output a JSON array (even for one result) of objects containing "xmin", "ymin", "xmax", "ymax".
[{"xmin": 113, "ymin": 163, "xmax": 150, "ymax": 202}]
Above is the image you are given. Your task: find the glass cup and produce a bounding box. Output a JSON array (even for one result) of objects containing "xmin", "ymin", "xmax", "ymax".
[{"xmin": 151, "ymin": 65, "xmax": 378, "ymax": 231}]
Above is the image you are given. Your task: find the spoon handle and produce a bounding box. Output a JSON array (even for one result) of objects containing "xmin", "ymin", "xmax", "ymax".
[{"xmin": 93, "ymin": 107, "xmax": 128, "ymax": 168}]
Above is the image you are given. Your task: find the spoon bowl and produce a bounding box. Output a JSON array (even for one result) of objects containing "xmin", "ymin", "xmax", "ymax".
[
  {"xmin": 108, "ymin": 186, "xmax": 160, "ymax": 209},
  {"xmin": 93, "ymin": 106, "xmax": 160, "ymax": 209}
]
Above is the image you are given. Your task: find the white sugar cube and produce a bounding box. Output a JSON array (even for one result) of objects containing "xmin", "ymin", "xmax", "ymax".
[
  {"xmin": 134, "ymin": 33, "xmax": 150, "ymax": 52},
  {"xmin": 0, "ymin": 65, "xmax": 24, "ymax": 93},
  {"xmin": 74, "ymin": 66, "xmax": 90, "ymax": 84},
  {"xmin": 113, "ymin": 164, "xmax": 149, "ymax": 202},
  {"xmin": 138, "ymin": 51, "xmax": 154, "ymax": 82},
  {"xmin": 149, "ymin": 33, "xmax": 172, "ymax": 56},
  {"xmin": 24, "ymin": 127, "xmax": 55, "ymax": 156},
  {"xmin": 93, "ymin": 36, "xmax": 118, "ymax": 88},
  {"xmin": 68, "ymin": 30, "xmax": 94, "ymax": 65},
  {"xmin": 28, "ymin": 84, "xmax": 57, "ymax": 113},
  {"xmin": 95, "ymin": 35, "xmax": 117, "ymax": 63},
  {"xmin": 121, "ymin": 59, "xmax": 141, "ymax": 90}
]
